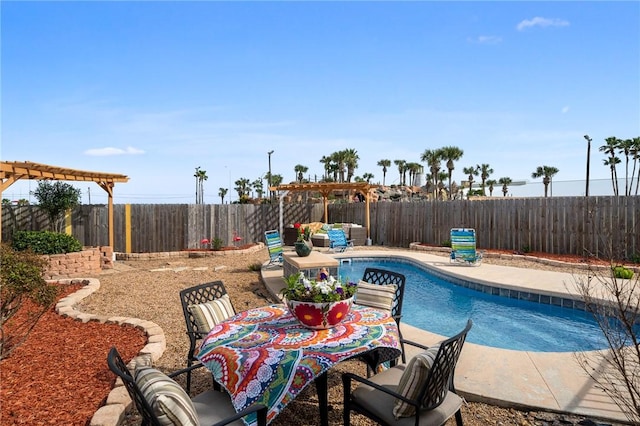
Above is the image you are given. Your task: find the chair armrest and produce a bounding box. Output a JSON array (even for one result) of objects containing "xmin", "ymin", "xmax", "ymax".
[
  {"xmin": 210, "ymin": 403, "xmax": 268, "ymax": 426},
  {"xmin": 400, "ymin": 338, "xmax": 431, "ymax": 351},
  {"xmin": 167, "ymin": 362, "xmax": 208, "ymax": 379},
  {"xmin": 342, "ymin": 372, "xmax": 420, "ymax": 408}
]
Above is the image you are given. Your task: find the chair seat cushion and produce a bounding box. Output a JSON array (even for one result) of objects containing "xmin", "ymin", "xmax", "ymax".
[
  {"xmin": 355, "ymin": 281, "xmax": 397, "ymax": 313},
  {"xmin": 134, "ymin": 367, "xmax": 199, "ymax": 426},
  {"xmin": 192, "ymin": 389, "xmax": 245, "ymax": 426},
  {"xmin": 352, "ymin": 364, "xmax": 463, "ymax": 425},
  {"xmin": 188, "ymin": 294, "xmax": 235, "ymax": 333},
  {"xmin": 393, "ymin": 345, "xmax": 440, "ymax": 418}
]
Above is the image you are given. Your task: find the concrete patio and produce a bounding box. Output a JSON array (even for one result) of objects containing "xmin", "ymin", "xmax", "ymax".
[{"xmin": 261, "ymin": 248, "xmax": 632, "ymax": 425}]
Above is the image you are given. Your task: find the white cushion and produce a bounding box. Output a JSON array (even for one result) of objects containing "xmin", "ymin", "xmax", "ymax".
[
  {"xmin": 135, "ymin": 367, "xmax": 199, "ymax": 426},
  {"xmin": 188, "ymin": 294, "xmax": 234, "ymax": 333},
  {"xmin": 355, "ymin": 281, "xmax": 397, "ymax": 313},
  {"xmin": 393, "ymin": 345, "xmax": 440, "ymax": 418}
]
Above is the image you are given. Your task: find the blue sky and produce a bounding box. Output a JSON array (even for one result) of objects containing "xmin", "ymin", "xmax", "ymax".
[{"xmin": 2, "ymin": 1, "xmax": 639, "ymax": 203}]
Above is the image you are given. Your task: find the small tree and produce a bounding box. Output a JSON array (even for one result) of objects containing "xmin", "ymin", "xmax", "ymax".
[
  {"xmin": 573, "ymin": 264, "xmax": 640, "ymax": 423},
  {"xmin": 0, "ymin": 244, "xmax": 58, "ymax": 360},
  {"xmin": 32, "ymin": 181, "xmax": 81, "ymax": 232}
]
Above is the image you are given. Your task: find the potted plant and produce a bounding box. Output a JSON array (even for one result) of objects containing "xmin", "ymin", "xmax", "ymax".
[
  {"xmin": 281, "ymin": 270, "xmax": 358, "ymax": 329},
  {"xmin": 293, "ymin": 222, "xmax": 313, "ymax": 257}
]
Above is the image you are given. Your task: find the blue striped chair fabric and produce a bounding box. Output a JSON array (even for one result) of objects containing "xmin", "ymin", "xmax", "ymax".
[
  {"xmin": 327, "ymin": 228, "xmax": 354, "ymax": 253},
  {"xmin": 264, "ymin": 230, "xmax": 284, "ymax": 265},
  {"xmin": 450, "ymin": 228, "xmax": 483, "ymax": 265}
]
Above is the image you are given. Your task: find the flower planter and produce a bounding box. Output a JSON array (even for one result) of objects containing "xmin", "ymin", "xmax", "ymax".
[
  {"xmin": 287, "ymin": 297, "xmax": 353, "ymax": 329},
  {"xmin": 294, "ymin": 241, "xmax": 312, "ymax": 257}
]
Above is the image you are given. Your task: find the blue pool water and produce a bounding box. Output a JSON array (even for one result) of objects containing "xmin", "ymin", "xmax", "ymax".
[{"xmin": 338, "ymin": 258, "xmax": 611, "ymax": 352}]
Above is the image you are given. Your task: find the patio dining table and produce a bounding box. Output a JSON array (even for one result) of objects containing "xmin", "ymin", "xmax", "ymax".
[{"xmin": 196, "ymin": 303, "xmax": 401, "ymax": 426}]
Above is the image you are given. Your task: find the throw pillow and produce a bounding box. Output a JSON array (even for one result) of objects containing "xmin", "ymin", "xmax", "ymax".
[
  {"xmin": 188, "ymin": 294, "xmax": 235, "ymax": 333},
  {"xmin": 355, "ymin": 281, "xmax": 397, "ymax": 313},
  {"xmin": 392, "ymin": 345, "xmax": 440, "ymax": 419},
  {"xmin": 135, "ymin": 367, "xmax": 199, "ymax": 426}
]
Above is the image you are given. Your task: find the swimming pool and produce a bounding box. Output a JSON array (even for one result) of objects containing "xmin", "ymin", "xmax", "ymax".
[{"xmin": 338, "ymin": 257, "xmax": 610, "ymax": 352}]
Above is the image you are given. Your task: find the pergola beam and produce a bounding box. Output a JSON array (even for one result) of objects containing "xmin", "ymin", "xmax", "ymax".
[
  {"xmin": 0, "ymin": 161, "xmax": 129, "ymax": 248},
  {"xmin": 270, "ymin": 182, "xmax": 377, "ymax": 240}
]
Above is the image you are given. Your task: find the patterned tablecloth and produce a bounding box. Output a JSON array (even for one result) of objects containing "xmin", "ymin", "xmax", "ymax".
[{"xmin": 197, "ymin": 303, "xmax": 400, "ymax": 426}]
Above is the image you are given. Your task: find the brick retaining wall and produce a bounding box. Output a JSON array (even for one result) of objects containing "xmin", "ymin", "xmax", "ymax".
[{"xmin": 43, "ymin": 246, "xmax": 113, "ymax": 280}]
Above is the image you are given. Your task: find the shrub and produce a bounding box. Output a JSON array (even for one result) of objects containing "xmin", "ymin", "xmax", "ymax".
[
  {"xmin": 12, "ymin": 231, "xmax": 82, "ymax": 255},
  {"xmin": 612, "ymin": 265, "xmax": 634, "ymax": 279},
  {"xmin": 212, "ymin": 238, "xmax": 224, "ymax": 251},
  {"xmin": 0, "ymin": 243, "xmax": 58, "ymax": 360}
]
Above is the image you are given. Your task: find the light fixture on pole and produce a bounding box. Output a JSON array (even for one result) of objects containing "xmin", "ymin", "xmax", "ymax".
[
  {"xmin": 584, "ymin": 135, "xmax": 592, "ymax": 197},
  {"xmin": 268, "ymin": 150, "xmax": 274, "ymax": 202}
]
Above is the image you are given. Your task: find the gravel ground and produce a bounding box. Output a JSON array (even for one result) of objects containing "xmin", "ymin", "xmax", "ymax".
[{"xmin": 78, "ymin": 246, "xmax": 620, "ymax": 426}]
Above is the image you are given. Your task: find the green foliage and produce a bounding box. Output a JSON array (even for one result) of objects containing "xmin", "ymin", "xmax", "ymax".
[
  {"xmin": 441, "ymin": 240, "xmax": 451, "ymax": 248},
  {"xmin": 211, "ymin": 238, "xmax": 224, "ymax": 251},
  {"xmin": 12, "ymin": 231, "xmax": 82, "ymax": 255},
  {"xmin": 521, "ymin": 245, "xmax": 532, "ymax": 254},
  {"xmin": 32, "ymin": 181, "xmax": 81, "ymax": 231},
  {"xmin": 612, "ymin": 265, "xmax": 634, "ymax": 279},
  {"xmin": 0, "ymin": 243, "xmax": 58, "ymax": 360},
  {"xmin": 281, "ymin": 272, "xmax": 357, "ymax": 303}
]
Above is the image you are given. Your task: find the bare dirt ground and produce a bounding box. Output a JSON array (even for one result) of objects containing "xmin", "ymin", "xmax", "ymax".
[{"xmin": 75, "ymin": 245, "xmax": 625, "ymax": 426}]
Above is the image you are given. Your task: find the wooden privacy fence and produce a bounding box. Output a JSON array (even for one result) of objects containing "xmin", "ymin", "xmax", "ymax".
[{"xmin": 2, "ymin": 196, "xmax": 638, "ymax": 259}]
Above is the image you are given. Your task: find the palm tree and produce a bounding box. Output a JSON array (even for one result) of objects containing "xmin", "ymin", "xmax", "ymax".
[
  {"xmin": 294, "ymin": 164, "xmax": 308, "ymax": 183},
  {"xmin": 462, "ymin": 165, "xmax": 480, "ymax": 198},
  {"xmin": 498, "ymin": 177, "xmax": 512, "ymax": 197},
  {"xmin": 632, "ymin": 137, "xmax": 640, "ymax": 195},
  {"xmin": 531, "ymin": 165, "xmax": 559, "ymax": 197},
  {"xmin": 234, "ymin": 178, "xmax": 251, "ymax": 201},
  {"xmin": 486, "ymin": 179, "xmax": 497, "ymax": 196},
  {"xmin": 406, "ymin": 162, "xmax": 422, "ymax": 187},
  {"xmin": 393, "ymin": 159, "xmax": 407, "ymax": 186},
  {"xmin": 440, "ymin": 146, "xmax": 464, "ymax": 200},
  {"xmin": 343, "ymin": 149, "xmax": 360, "ymax": 182},
  {"xmin": 252, "ymin": 178, "xmax": 264, "ymax": 199},
  {"xmin": 478, "ymin": 164, "xmax": 493, "ymax": 196},
  {"xmin": 600, "ymin": 137, "xmax": 620, "ymax": 196},
  {"xmin": 362, "ymin": 172, "xmax": 374, "ymax": 183},
  {"xmin": 420, "ymin": 149, "xmax": 442, "ymax": 198},
  {"xmin": 332, "ymin": 151, "xmax": 348, "ymax": 182},
  {"xmin": 377, "ymin": 159, "xmax": 391, "ymax": 186},
  {"xmin": 437, "ymin": 171, "xmax": 448, "ymax": 200},
  {"xmin": 218, "ymin": 187, "xmax": 228, "ymax": 204},
  {"xmin": 319, "ymin": 156, "xmax": 332, "ymax": 180},
  {"xmin": 194, "ymin": 166, "xmax": 208, "ymax": 204}
]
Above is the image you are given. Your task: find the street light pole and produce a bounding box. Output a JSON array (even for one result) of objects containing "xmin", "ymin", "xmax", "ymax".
[
  {"xmin": 268, "ymin": 150, "xmax": 274, "ymax": 202},
  {"xmin": 584, "ymin": 135, "xmax": 592, "ymax": 197}
]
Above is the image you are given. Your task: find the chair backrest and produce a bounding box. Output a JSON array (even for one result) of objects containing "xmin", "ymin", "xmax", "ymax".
[
  {"xmin": 361, "ymin": 267, "xmax": 406, "ymax": 319},
  {"xmin": 180, "ymin": 281, "xmax": 233, "ymax": 338},
  {"xmin": 107, "ymin": 347, "xmax": 161, "ymax": 426},
  {"xmin": 327, "ymin": 228, "xmax": 348, "ymax": 247},
  {"xmin": 264, "ymin": 230, "xmax": 283, "ymax": 261},
  {"xmin": 450, "ymin": 228, "xmax": 478, "ymax": 261},
  {"xmin": 417, "ymin": 319, "xmax": 472, "ymax": 411}
]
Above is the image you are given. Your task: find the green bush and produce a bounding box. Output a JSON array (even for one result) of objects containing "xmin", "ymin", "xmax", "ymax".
[
  {"xmin": 613, "ymin": 265, "xmax": 634, "ymax": 279},
  {"xmin": 212, "ymin": 238, "xmax": 224, "ymax": 250},
  {"xmin": 1, "ymin": 243, "xmax": 58, "ymax": 360},
  {"xmin": 11, "ymin": 231, "xmax": 82, "ymax": 255}
]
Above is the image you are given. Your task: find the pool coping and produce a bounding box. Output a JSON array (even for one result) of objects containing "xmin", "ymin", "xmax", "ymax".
[{"xmin": 260, "ymin": 247, "xmax": 632, "ymax": 425}]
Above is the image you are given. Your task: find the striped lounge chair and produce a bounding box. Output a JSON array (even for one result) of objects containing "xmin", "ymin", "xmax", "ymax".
[
  {"xmin": 264, "ymin": 230, "xmax": 284, "ymax": 266},
  {"xmin": 450, "ymin": 228, "xmax": 483, "ymax": 266}
]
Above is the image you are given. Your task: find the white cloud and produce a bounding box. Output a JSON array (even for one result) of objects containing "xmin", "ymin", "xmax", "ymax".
[
  {"xmin": 467, "ymin": 35, "xmax": 503, "ymax": 44},
  {"xmin": 517, "ymin": 17, "xmax": 570, "ymax": 31},
  {"xmin": 84, "ymin": 146, "xmax": 145, "ymax": 156},
  {"xmin": 561, "ymin": 106, "xmax": 570, "ymax": 114}
]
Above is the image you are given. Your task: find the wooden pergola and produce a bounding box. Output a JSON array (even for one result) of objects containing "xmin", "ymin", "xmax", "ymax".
[
  {"xmin": 270, "ymin": 182, "xmax": 378, "ymax": 239},
  {"xmin": 0, "ymin": 161, "xmax": 129, "ymax": 247}
]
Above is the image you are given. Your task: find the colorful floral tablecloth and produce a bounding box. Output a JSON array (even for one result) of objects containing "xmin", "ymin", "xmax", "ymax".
[{"xmin": 197, "ymin": 303, "xmax": 400, "ymax": 426}]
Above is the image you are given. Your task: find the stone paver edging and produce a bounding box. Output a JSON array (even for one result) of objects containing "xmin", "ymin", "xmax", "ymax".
[{"xmin": 54, "ymin": 278, "xmax": 166, "ymax": 426}]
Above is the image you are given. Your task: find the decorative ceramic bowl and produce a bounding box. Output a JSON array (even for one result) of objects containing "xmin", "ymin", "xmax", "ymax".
[
  {"xmin": 287, "ymin": 297, "xmax": 353, "ymax": 329},
  {"xmin": 294, "ymin": 241, "xmax": 312, "ymax": 257}
]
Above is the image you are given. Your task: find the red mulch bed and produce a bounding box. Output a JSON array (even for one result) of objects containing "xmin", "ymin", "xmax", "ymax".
[{"xmin": 0, "ymin": 283, "xmax": 147, "ymax": 426}]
